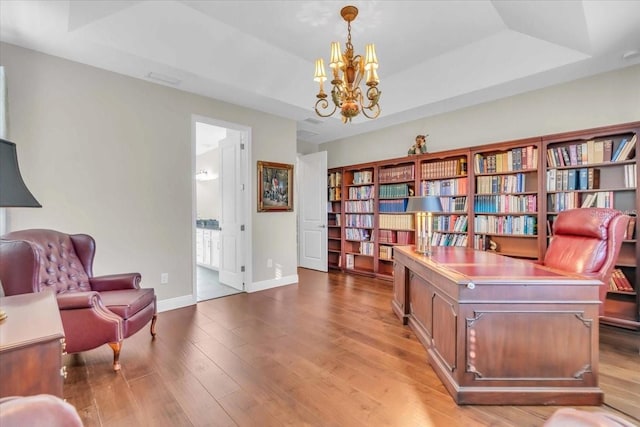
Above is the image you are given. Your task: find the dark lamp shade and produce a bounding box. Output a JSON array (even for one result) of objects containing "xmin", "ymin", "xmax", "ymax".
[
  {"xmin": 406, "ymin": 196, "xmax": 442, "ymax": 213},
  {"xmin": 0, "ymin": 138, "xmax": 41, "ymax": 207}
]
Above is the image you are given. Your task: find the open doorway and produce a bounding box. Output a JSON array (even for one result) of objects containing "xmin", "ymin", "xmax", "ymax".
[{"xmin": 193, "ymin": 117, "xmax": 249, "ymax": 301}]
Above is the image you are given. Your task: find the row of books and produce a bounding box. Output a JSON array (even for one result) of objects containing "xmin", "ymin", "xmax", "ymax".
[
  {"xmin": 378, "ymin": 183, "xmax": 411, "ymax": 198},
  {"xmin": 433, "ymin": 215, "xmax": 468, "ymax": 233},
  {"xmin": 580, "ymin": 191, "xmax": 614, "ymax": 209},
  {"xmin": 609, "ymin": 268, "xmax": 634, "ymax": 292},
  {"xmin": 378, "ymin": 214, "xmax": 414, "ymax": 230},
  {"xmin": 420, "ymin": 158, "xmax": 467, "ymax": 179},
  {"xmin": 379, "ymin": 199, "xmax": 408, "ymax": 213},
  {"xmin": 351, "ymin": 170, "xmax": 373, "ymax": 185},
  {"xmin": 347, "ymin": 185, "xmax": 374, "ymax": 200},
  {"xmin": 546, "ymin": 135, "xmax": 636, "ymax": 167},
  {"xmin": 420, "ymin": 177, "xmax": 468, "ymax": 196},
  {"xmin": 328, "ymin": 187, "xmax": 341, "ymax": 201},
  {"xmin": 379, "ymin": 164, "xmax": 415, "ymax": 183},
  {"xmin": 430, "ymin": 232, "xmax": 468, "ymax": 247},
  {"xmin": 379, "ymin": 245, "xmax": 394, "ymax": 260},
  {"xmin": 474, "ymin": 194, "xmax": 537, "ymax": 214},
  {"xmin": 345, "ymin": 228, "xmax": 371, "ymax": 241},
  {"xmin": 476, "ymin": 173, "xmax": 528, "ymax": 194},
  {"xmin": 328, "ymin": 171, "xmax": 342, "ymax": 187},
  {"xmin": 345, "ymin": 214, "xmax": 374, "ymax": 228},
  {"xmin": 474, "ymin": 146, "xmax": 538, "ymax": 174},
  {"xmin": 344, "ymin": 199, "xmax": 374, "ymax": 213},
  {"xmin": 474, "ymin": 215, "xmax": 537, "ymax": 236},
  {"xmin": 439, "ymin": 196, "xmax": 468, "ymax": 212},
  {"xmin": 624, "ymin": 164, "xmax": 637, "ymax": 188},
  {"xmin": 473, "ymin": 235, "xmax": 492, "ymax": 251},
  {"xmin": 546, "ymin": 168, "xmax": 600, "ymax": 191},
  {"xmin": 548, "ymin": 192, "xmax": 584, "ymax": 212},
  {"xmin": 359, "ymin": 241, "xmax": 375, "ymax": 256},
  {"xmin": 626, "ymin": 215, "xmax": 636, "ymax": 240},
  {"xmin": 378, "ymin": 230, "xmax": 412, "ymax": 244}
]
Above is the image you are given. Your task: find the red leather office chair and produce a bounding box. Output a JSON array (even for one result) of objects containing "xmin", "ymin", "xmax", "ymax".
[
  {"xmin": 543, "ymin": 208, "xmax": 629, "ymax": 316},
  {"xmin": 0, "ymin": 229, "xmax": 157, "ymax": 371}
]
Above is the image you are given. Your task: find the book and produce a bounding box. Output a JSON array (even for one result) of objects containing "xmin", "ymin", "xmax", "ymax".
[
  {"xmin": 617, "ymin": 134, "xmax": 637, "ymax": 161},
  {"xmin": 588, "ymin": 168, "xmax": 600, "ymax": 190},
  {"xmin": 593, "ymin": 140, "xmax": 604, "ymax": 163},
  {"xmin": 569, "ymin": 144, "xmax": 578, "ymax": 166},
  {"xmin": 611, "ymin": 138, "xmax": 627, "ymax": 161},
  {"xmin": 587, "ymin": 140, "xmax": 595, "ymax": 163},
  {"xmin": 612, "ymin": 269, "xmax": 634, "ymax": 292},
  {"xmin": 560, "ymin": 146, "xmax": 571, "ymax": 166},
  {"xmin": 578, "ymin": 168, "xmax": 588, "ymax": 190},
  {"xmin": 567, "ymin": 169, "xmax": 577, "ymax": 190},
  {"xmin": 603, "ymin": 140, "xmax": 613, "ymax": 162},
  {"xmin": 626, "ymin": 215, "xmax": 636, "ymax": 240}
]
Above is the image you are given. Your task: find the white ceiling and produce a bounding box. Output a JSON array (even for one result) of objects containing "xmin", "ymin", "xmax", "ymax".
[{"xmin": 2, "ymin": 1, "xmax": 639, "ymax": 145}]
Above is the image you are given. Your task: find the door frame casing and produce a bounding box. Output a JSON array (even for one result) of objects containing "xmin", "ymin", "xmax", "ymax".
[{"xmin": 191, "ymin": 114, "xmax": 252, "ymax": 303}]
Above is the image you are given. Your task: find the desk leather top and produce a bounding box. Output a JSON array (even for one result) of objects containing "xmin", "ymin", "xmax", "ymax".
[{"xmin": 395, "ymin": 246, "xmax": 602, "ymax": 285}]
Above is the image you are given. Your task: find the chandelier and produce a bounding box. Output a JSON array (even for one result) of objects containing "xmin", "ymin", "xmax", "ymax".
[{"xmin": 313, "ymin": 5, "xmax": 381, "ymax": 123}]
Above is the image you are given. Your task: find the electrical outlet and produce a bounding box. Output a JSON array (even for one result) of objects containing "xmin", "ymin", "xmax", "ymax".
[
  {"xmin": 267, "ymin": 258, "xmax": 273, "ymax": 268},
  {"xmin": 160, "ymin": 273, "xmax": 169, "ymax": 284}
]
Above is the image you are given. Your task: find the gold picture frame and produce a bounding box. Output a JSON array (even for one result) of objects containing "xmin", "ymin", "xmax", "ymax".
[{"xmin": 257, "ymin": 161, "xmax": 293, "ymax": 212}]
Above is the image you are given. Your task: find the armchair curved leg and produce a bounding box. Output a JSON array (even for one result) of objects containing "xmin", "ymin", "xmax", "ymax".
[
  {"xmin": 108, "ymin": 342, "xmax": 122, "ymax": 371},
  {"xmin": 150, "ymin": 314, "xmax": 157, "ymax": 338}
]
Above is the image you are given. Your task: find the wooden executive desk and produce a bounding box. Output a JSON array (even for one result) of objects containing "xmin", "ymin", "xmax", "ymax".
[{"xmin": 393, "ymin": 246, "xmax": 603, "ymax": 406}]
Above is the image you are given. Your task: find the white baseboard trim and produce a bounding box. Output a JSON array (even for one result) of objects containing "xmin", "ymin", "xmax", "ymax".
[
  {"xmin": 247, "ymin": 274, "xmax": 298, "ymax": 293},
  {"xmin": 156, "ymin": 274, "xmax": 299, "ymax": 311},
  {"xmin": 157, "ymin": 294, "xmax": 196, "ymax": 313}
]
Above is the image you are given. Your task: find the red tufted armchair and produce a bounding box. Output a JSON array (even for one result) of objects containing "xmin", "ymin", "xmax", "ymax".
[
  {"xmin": 0, "ymin": 229, "xmax": 157, "ymax": 371},
  {"xmin": 542, "ymin": 208, "xmax": 629, "ymax": 316}
]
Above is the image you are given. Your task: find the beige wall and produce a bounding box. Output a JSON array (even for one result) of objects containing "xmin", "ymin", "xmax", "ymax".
[
  {"xmin": 320, "ymin": 64, "xmax": 640, "ymax": 168},
  {"xmin": 1, "ymin": 42, "xmax": 298, "ymax": 308}
]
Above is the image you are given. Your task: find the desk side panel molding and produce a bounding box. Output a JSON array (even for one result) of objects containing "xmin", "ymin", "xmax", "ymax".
[{"xmin": 463, "ymin": 309, "xmax": 595, "ymax": 383}]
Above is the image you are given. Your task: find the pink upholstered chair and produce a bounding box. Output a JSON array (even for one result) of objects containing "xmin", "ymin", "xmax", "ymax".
[
  {"xmin": 542, "ymin": 208, "xmax": 629, "ymax": 316},
  {"xmin": 0, "ymin": 229, "xmax": 157, "ymax": 371}
]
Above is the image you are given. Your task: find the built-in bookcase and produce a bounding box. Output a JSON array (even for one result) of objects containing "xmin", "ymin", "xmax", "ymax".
[
  {"xmin": 343, "ymin": 166, "xmax": 376, "ymax": 275},
  {"xmin": 419, "ymin": 149, "xmax": 470, "ymax": 249},
  {"xmin": 376, "ymin": 159, "xmax": 417, "ymax": 278},
  {"xmin": 329, "ymin": 122, "xmax": 639, "ymax": 330},
  {"xmin": 542, "ymin": 123, "xmax": 639, "ymax": 329},
  {"xmin": 327, "ymin": 168, "xmax": 343, "ymax": 270},
  {"xmin": 470, "ymin": 138, "xmax": 542, "ymax": 259}
]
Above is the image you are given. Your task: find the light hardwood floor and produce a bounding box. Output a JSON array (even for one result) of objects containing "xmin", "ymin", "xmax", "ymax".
[{"xmin": 64, "ymin": 268, "xmax": 640, "ymax": 427}]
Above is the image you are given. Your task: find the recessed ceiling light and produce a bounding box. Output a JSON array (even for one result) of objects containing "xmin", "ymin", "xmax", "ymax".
[{"xmin": 146, "ymin": 72, "xmax": 181, "ymax": 85}]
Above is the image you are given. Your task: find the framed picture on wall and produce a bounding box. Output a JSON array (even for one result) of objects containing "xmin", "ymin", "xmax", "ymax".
[{"xmin": 257, "ymin": 161, "xmax": 293, "ymax": 212}]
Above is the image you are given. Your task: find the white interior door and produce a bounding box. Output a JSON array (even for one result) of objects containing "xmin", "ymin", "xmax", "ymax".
[
  {"xmin": 219, "ymin": 134, "xmax": 244, "ymax": 290},
  {"xmin": 298, "ymin": 151, "xmax": 328, "ymax": 271}
]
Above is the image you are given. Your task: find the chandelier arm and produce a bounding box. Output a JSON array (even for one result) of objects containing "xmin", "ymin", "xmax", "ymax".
[
  {"xmin": 360, "ymin": 103, "xmax": 381, "ymax": 119},
  {"xmin": 315, "ymin": 98, "xmax": 338, "ymax": 118}
]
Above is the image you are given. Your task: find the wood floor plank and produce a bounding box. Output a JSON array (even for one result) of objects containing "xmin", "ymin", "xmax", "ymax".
[{"xmin": 62, "ymin": 269, "xmax": 640, "ymax": 427}]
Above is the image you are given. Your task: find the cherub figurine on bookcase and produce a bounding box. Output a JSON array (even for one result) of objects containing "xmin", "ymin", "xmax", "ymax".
[{"xmin": 408, "ymin": 134, "xmax": 428, "ymax": 155}]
